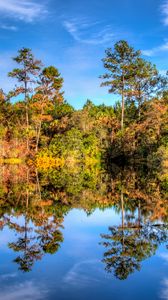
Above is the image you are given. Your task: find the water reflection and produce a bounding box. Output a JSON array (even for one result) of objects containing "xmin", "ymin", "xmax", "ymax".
[
  {"xmin": 7, "ymin": 214, "xmax": 63, "ymax": 272},
  {"xmin": 0, "ymin": 163, "xmax": 167, "ymax": 277},
  {"xmin": 101, "ymin": 223, "xmax": 168, "ymax": 280}
]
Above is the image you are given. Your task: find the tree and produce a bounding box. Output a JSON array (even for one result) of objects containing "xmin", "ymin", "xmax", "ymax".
[
  {"xmin": 30, "ymin": 93, "xmax": 53, "ymax": 152},
  {"xmin": 100, "ymin": 40, "xmax": 140, "ymax": 129},
  {"xmin": 8, "ymin": 48, "xmax": 42, "ymax": 150},
  {"xmin": 37, "ymin": 66, "xmax": 64, "ymax": 105},
  {"xmin": 30, "ymin": 66, "xmax": 65, "ymax": 151},
  {"xmin": 128, "ymin": 58, "xmax": 167, "ymax": 118}
]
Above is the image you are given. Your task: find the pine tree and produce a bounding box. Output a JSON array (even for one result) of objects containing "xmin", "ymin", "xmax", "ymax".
[
  {"xmin": 100, "ymin": 40, "xmax": 140, "ymax": 129},
  {"xmin": 8, "ymin": 48, "xmax": 42, "ymax": 151},
  {"xmin": 37, "ymin": 66, "xmax": 64, "ymax": 105},
  {"xmin": 128, "ymin": 58, "xmax": 164, "ymax": 118},
  {"xmin": 31, "ymin": 66, "xmax": 64, "ymax": 151}
]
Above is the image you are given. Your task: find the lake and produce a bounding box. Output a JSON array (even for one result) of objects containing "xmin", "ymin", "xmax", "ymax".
[{"xmin": 0, "ymin": 163, "xmax": 167, "ymax": 300}]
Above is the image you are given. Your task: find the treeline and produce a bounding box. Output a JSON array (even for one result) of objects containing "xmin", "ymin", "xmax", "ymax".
[{"xmin": 0, "ymin": 41, "xmax": 167, "ymax": 169}]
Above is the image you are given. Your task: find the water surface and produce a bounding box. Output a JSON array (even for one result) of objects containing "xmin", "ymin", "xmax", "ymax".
[{"xmin": 0, "ymin": 164, "xmax": 167, "ymax": 300}]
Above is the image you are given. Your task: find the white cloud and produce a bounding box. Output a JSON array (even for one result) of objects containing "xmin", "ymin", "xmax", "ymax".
[
  {"xmin": 0, "ymin": 281, "xmax": 47, "ymax": 300},
  {"xmin": 159, "ymin": 252, "xmax": 168, "ymax": 262},
  {"xmin": 1, "ymin": 272, "xmax": 18, "ymax": 280},
  {"xmin": 63, "ymin": 18, "xmax": 115, "ymax": 45},
  {"xmin": 0, "ymin": 0, "xmax": 47, "ymax": 22},
  {"xmin": 160, "ymin": 278, "xmax": 168, "ymax": 299},
  {"xmin": 142, "ymin": 41, "xmax": 168, "ymax": 56},
  {"xmin": 0, "ymin": 24, "xmax": 18, "ymax": 31},
  {"xmin": 161, "ymin": 0, "xmax": 168, "ymax": 25}
]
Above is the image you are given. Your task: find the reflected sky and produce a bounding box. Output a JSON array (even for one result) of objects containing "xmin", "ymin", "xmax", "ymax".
[{"xmin": 0, "ymin": 207, "xmax": 167, "ymax": 300}]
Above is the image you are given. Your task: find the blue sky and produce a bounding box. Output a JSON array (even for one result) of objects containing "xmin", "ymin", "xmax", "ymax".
[{"xmin": 0, "ymin": 0, "xmax": 168, "ymax": 108}]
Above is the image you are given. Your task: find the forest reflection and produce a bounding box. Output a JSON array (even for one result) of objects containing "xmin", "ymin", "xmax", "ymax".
[{"xmin": 0, "ymin": 163, "xmax": 167, "ymax": 277}]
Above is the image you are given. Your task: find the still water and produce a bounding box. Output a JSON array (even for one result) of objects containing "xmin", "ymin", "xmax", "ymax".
[{"xmin": 0, "ymin": 164, "xmax": 167, "ymax": 300}]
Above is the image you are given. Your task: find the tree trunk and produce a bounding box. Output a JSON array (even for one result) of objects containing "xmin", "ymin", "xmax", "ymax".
[
  {"xmin": 25, "ymin": 80, "xmax": 29, "ymax": 151},
  {"xmin": 138, "ymin": 88, "xmax": 142, "ymax": 120},
  {"xmin": 121, "ymin": 75, "xmax": 125, "ymax": 130},
  {"xmin": 121, "ymin": 185, "xmax": 124, "ymax": 228},
  {"xmin": 35, "ymin": 121, "xmax": 42, "ymax": 152}
]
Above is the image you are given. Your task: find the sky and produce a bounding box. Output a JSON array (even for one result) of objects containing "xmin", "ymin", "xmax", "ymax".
[{"xmin": 0, "ymin": 0, "xmax": 168, "ymax": 109}]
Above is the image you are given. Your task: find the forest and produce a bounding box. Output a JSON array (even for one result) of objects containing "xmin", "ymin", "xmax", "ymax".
[
  {"xmin": 0, "ymin": 40, "xmax": 167, "ymax": 279},
  {"xmin": 0, "ymin": 40, "xmax": 167, "ymax": 180}
]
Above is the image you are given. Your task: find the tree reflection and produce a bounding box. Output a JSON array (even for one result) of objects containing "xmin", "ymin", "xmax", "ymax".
[
  {"xmin": 8, "ymin": 214, "xmax": 64, "ymax": 272},
  {"xmin": 0, "ymin": 165, "xmax": 65, "ymax": 272},
  {"xmin": 36, "ymin": 216, "xmax": 64, "ymax": 254},
  {"xmin": 0, "ymin": 162, "xmax": 167, "ymax": 273},
  {"xmin": 100, "ymin": 166, "xmax": 168, "ymax": 280},
  {"xmin": 9, "ymin": 234, "xmax": 42, "ymax": 272},
  {"xmin": 101, "ymin": 215, "xmax": 168, "ymax": 279}
]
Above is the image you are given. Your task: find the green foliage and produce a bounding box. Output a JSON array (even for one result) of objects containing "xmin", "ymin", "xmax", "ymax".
[
  {"xmin": 0, "ymin": 43, "xmax": 166, "ymax": 176},
  {"xmin": 100, "ymin": 40, "xmax": 141, "ymax": 128},
  {"xmin": 49, "ymin": 128, "xmax": 101, "ymax": 165},
  {"xmin": 100, "ymin": 40, "xmax": 168, "ymax": 129},
  {"xmin": 37, "ymin": 66, "xmax": 64, "ymax": 104}
]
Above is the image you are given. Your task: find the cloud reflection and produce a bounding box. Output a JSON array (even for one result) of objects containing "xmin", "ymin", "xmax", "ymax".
[
  {"xmin": 0, "ymin": 280, "xmax": 47, "ymax": 300},
  {"xmin": 160, "ymin": 278, "xmax": 168, "ymax": 299},
  {"xmin": 63, "ymin": 259, "xmax": 104, "ymax": 288}
]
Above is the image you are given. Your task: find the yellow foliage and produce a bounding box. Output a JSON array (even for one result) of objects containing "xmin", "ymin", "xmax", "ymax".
[
  {"xmin": 84, "ymin": 156, "xmax": 99, "ymax": 167},
  {"xmin": 65, "ymin": 156, "xmax": 79, "ymax": 168},
  {"xmin": 163, "ymin": 159, "xmax": 168, "ymax": 169},
  {"xmin": 0, "ymin": 158, "xmax": 23, "ymax": 164},
  {"xmin": 36, "ymin": 156, "xmax": 65, "ymax": 169}
]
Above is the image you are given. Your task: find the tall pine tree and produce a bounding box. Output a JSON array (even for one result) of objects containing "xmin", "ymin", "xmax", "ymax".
[{"xmin": 8, "ymin": 48, "xmax": 42, "ymax": 151}]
